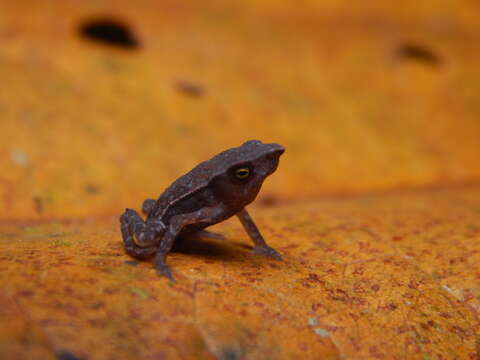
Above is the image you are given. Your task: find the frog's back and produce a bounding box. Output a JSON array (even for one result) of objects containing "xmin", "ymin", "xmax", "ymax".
[
  {"xmin": 151, "ymin": 161, "xmax": 215, "ymax": 218},
  {"xmin": 149, "ymin": 140, "xmax": 268, "ymax": 219}
]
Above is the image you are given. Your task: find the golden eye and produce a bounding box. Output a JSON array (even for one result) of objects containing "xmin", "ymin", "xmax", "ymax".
[{"xmin": 235, "ymin": 167, "xmax": 250, "ymax": 179}]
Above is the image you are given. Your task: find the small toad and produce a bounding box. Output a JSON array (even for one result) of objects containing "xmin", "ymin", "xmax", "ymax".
[{"xmin": 120, "ymin": 140, "xmax": 285, "ymax": 280}]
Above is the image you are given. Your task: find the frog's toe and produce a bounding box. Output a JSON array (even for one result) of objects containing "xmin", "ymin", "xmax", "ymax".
[
  {"xmin": 155, "ymin": 264, "xmax": 176, "ymax": 282},
  {"xmin": 120, "ymin": 208, "xmax": 136, "ymax": 224},
  {"xmin": 119, "ymin": 210, "xmax": 128, "ymax": 224},
  {"xmin": 252, "ymin": 245, "xmax": 283, "ymax": 261}
]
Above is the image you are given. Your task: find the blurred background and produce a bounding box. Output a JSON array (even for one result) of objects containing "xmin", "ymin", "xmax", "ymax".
[
  {"xmin": 2, "ymin": 0, "xmax": 480, "ymax": 220},
  {"xmin": 4, "ymin": 2, "xmax": 480, "ymax": 359}
]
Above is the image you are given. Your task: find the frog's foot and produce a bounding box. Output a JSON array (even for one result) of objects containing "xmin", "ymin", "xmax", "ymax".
[
  {"xmin": 120, "ymin": 209, "xmax": 158, "ymax": 260},
  {"xmin": 142, "ymin": 199, "xmax": 156, "ymax": 216},
  {"xmin": 252, "ymin": 245, "xmax": 283, "ymax": 261},
  {"xmin": 156, "ymin": 264, "xmax": 175, "ymax": 282},
  {"xmin": 154, "ymin": 256, "xmax": 175, "ymax": 282}
]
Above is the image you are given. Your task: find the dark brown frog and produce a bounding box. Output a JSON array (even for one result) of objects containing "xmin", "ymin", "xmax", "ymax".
[{"xmin": 120, "ymin": 140, "xmax": 285, "ymax": 281}]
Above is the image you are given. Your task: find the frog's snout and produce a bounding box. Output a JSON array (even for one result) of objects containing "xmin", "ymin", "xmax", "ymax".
[{"xmin": 269, "ymin": 143, "xmax": 285, "ymax": 157}]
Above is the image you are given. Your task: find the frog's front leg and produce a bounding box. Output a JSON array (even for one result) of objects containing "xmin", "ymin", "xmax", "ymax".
[
  {"xmin": 155, "ymin": 205, "xmax": 225, "ymax": 281},
  {"xmin": 236, "ymin": 208, "xmax": 282, "ymax": 260}
]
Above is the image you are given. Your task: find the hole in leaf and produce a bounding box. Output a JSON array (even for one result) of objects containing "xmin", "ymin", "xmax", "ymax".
[
  {"xmin": 397, "ymin": 43, "xmax": 441, "ymax": 66},
  {"xmin": 79, "ymin": 18, "xmax": 139, "ymax": 49}
]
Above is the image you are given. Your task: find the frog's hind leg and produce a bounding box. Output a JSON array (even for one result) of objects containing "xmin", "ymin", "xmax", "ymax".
[
  {"xmin": 142, "ymin": 198, "xmax": 156, "ymax": 216},
  {"xmin": 121, "ymin": 227, "xmax": 157, "ymax": 260},
  {"xmin": 155, "ymin": 205, "xmax": 226, "ymax": 281},
  {"xmin": 120, "ymin": 208, "xmax": 163, "ymax": 259}
]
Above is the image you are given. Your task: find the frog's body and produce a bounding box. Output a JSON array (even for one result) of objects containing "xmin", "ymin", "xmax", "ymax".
[{"xmin": 120, "ymin": 140, "xmax": 285, "ymax": 280}]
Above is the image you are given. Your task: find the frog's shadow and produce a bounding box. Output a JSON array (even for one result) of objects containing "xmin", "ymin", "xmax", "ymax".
[{"xmin": 172, "ymin": 236, "xmax": 251, "ymax": 262}]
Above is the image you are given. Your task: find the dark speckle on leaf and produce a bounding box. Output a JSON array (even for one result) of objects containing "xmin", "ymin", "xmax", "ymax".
[
  {"xmin": 57, "ymin": 350, "xmax": 83, "ymax": 360},
  {"xmin": 33, "ymin": 196, "xmax": 44, "ymax": 214},
  {"xmin": 396, "ymin": 43, "xmax": 441, "ymax": 66},
  {"xmin": 258, "ymin": 194, "xmax": 279, "ymax": 207},
  {"xmin": 85, "ymin": 184, "xmax": 100, "ymax": 194},
  {"xmin": 175, "ymin": 80, "xmax": 205, "ymax": 97}
]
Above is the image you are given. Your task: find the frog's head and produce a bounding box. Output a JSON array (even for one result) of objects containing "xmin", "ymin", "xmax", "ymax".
[
  {"xmin": 234, "ymin": 139, "xmax": 285, "ymax": 178},
  {"xmin": 211, "ymin": 140, "xmax": 285, "ymax": 207}
]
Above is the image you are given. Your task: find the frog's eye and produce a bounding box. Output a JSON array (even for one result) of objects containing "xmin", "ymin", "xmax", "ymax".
[{"xmin": 234, "ymin": 167, "xmax": 251, "ymax": 180}]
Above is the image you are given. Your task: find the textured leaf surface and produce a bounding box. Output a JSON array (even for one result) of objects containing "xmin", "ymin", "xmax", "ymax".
[
  {"xmin": 2, "ymin": 1, "xmax": 480, "ymax": 359},
  {"xmin": 2, "ymin": 187, "xmax": 480, "ymax": 359}
]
